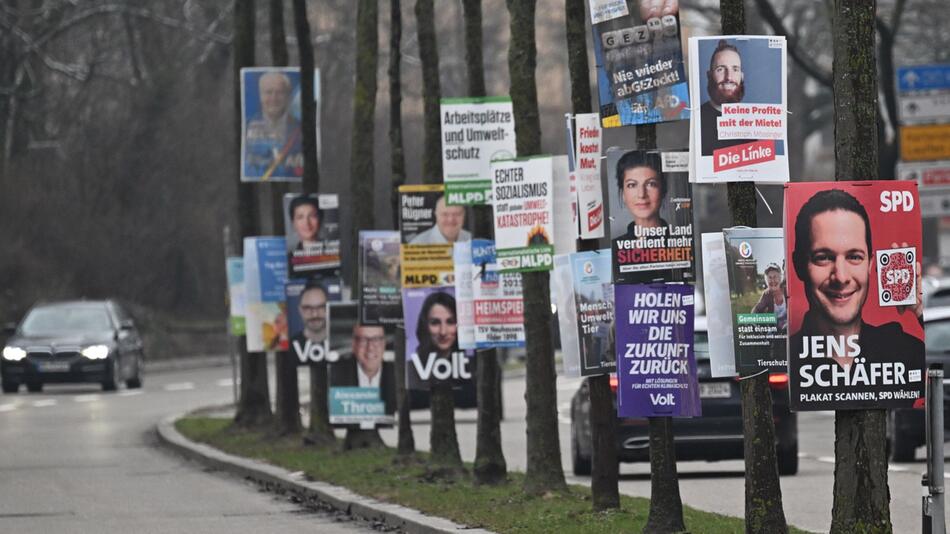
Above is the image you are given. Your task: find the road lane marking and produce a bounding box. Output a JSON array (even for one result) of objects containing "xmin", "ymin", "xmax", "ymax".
[
  {"xmin": 888, "ymin": 465, "xmax": 909, "ymax": 472},
  {"xmin": 216, "ymin": 378, "xmax": 236, "ymax": 387},
  {"xmin": 31, "ymin": 399, "xmax": 57, "ymax": 408},
  {"xmin": 74, "ymin": 394, "xmax": 100, "ymax": 403},
  {"xmin": 817, "ymin": 456, "xmax": 835, "ymax": 464},
  {"xmin": 163, "ymin": 382, "xmax": 195, "ymax": 391},
  {"xmin": 118, "ymin": 390, "xmax": 143, "ymax": 397},
  {"xmin": 0, "ymin": 403, "xmax": 17, "ymax": 412}
]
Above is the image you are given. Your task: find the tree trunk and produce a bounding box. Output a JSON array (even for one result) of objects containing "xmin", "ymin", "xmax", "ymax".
[
  {"xmin": 389, "ymin": 0, "xmax": 407, "ymax": 229},
  {"xmin": 643, "ymin": 417, "xmax": 685, "ymax": 533},
  {"xmin": 830, "ymin": 1, "xmax": 891, "ymax": 531},
  {"xmin": 344, "ymin": 428, "xmax": 386, "ymax": 450},
  {"xmin": 507, "ymin": 0, "xmax": 566, "ymax": 495},
  {"xmin": 394, "ymin": 325, "xmax": 416, "ymax": 456},
  {"xmin": 565, "ymin": 0, "xmax": 619, "ymax": 511},
  {"xmin": 462, "ymin": 0, "xmax": 507, "ymax": 486},
  {"xmin": 305, "ymin": 361, "xmax": 335, "ymax": 445},
  {"xmin": 231, "ymin": 0, "xmax": 272, "ymax": 429},
  {"xmin": 292, "ymin": 0, "xmax": 321, "ymax": 194},
  {"xmin": 415, "ymin": 0, "xmax": 464, "ymax": 473}
]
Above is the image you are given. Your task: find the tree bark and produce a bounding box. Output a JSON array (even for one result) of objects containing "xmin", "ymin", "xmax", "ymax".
[
  {"xmin": 415, "ymin": 0, "xmax": 464, "ymax": 474},
  {"xmin": 461, "ymin": 0, "xmax": 507, "ymax": 486},
  {"xmin": 565, "ymin": 0, "xmax": 618, "ymax": 511},
  {"xmin": 231, "ymin": 0, "xmax": 272, "ymax": 429},
  {"xmin": 292, "ymin": 0, "xmax": 321, "ymax": 194},
  {"xmin": 830, "ymin": 1, "xmax": 891, "ymax": 532},
  {"xmin": 644, "ymin": 417, "xmax": 685, "ymax": 533},
  {"xmin": 394, "ymin": 325, "xmax": 416, "ymax": 456},
  {"xmin": 507, "ymin": 0, "xmax": 566, "ymax": 495},
  {"xmin": 305, "ymin": 361, "xmax": 335, "ymax": 445}
]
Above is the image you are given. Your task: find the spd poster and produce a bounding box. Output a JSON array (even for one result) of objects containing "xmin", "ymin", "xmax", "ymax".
[
  {"xmin": 785, "ymin": 181, "xmax": 924, "ymax": 411},
  {"xmin": 491, "ymin": 156, "xmax": 555, "ymax": 272},
  {"xmin": 440, "ymin": 97, "xmax": 516, "ymax": 205}
]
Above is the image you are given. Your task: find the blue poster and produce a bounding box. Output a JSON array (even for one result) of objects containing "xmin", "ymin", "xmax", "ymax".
[
  {"xmin": 571, "ymin": 250, "xmax": 615, "ymax": 376},
  {"xmin": 616, "ymin": 284, "xmax": 700, "ymax": 417},
  {"xmin": 256, "ymin": 237, "xmax": 288, "ymax": 302}
]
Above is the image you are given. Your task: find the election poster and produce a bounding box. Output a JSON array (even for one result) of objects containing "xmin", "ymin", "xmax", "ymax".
[
  {"xmin": 616, "ymin": 283, "xmax": 701, "ymax": 417},
  {"xmin": 574, "ymin": 113, "xmax": 606, "ymax": 239},
  {"xmin": 398, "ymin": 184, "xmax": 470, "ymax": 288},
  {"xmin": 283, "ymin": 193, "xmax": 341, "ymax": 277},
  {"xmin": 240, "ymin": 67, "xmax": 320, "ymax": 182},
  {"xmin": 287, "ymin": 277, "xmax": 343, "ymax": 366},
  {"xmin": 552, "ymin": 155, "xmax": 579, "ymax": 256},
  {"xmin": 722, "ymin": 228, "xmax": 787, "ymax": 374},
  {"xmin": 226, "ymin": 257, "xmax": 246, "ymax": 336},
  {"xmin": 470, "ymin": 239, "xmax": 526, "ymax": 349},
  {"xmin": 244, "ymin": 237, "xmax": 289, "ymax": 352},
  {"xmin": 453, "ymin": 241, "xmax": 477, "ymax": 350},
  {"xmin": 688, "ymin": 36, "xmax": 789, "ymax": 183},
  {"xmin": 402, "ymin": 286, "xmax": 475, "ymax": 390},
  {"xmin": 359, "ymin": 231, "xmax": 403, "ymax": 326},
  {"xmin": 590, "ymin": 0, "xmax": 690, "ymax": 127},
  {"xmin": 554, "ymin": 254, "xmax": 583, "ymax": 377},
  {"xmin": 440, "ymin": 97, "xmax": 517, "ymax": 205},
  {"xmin": 785, "ymin": 181, "xmax": 924, "ymax": 411},
  {"xmin": 570, "ymin": 250, "xmax": 616, "ymax": 376},
  {"xmin": 606, "ymin": 148, "xmax": 694, "ymax": 284},
  {"xmin": 327, "ymin": 302, "xmax": 396, "ymax": 426},
  {"xmin": 700, "ymin": 233, "xmax": 737, "ymax": 377},
  {"xmin": 491, "ymin": 156, "xmax": 555, "ymax": 272}
]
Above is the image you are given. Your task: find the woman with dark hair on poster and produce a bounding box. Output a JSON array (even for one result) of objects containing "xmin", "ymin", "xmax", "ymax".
[
  {"xmin": 614, "ymin": 150, "xmax": 668, "ymax": 241},
  {"xmin": 414, "ymin": 291, "xmax": 459, "ymax": 362}
]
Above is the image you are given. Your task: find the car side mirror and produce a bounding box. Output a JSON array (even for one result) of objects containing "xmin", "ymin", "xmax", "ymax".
[
  {"xmin": 120, "ymin": 319, "xmax": 135, "ymax": 330},
  {"xmin": 2, "ymin": 322, "xmax": 16, "ymax": 336}
]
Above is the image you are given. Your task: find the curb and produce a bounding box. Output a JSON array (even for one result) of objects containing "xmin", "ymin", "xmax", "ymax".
[{"xmin": 156, "ymin": 412, "xmax": 494, "ymax": 534}]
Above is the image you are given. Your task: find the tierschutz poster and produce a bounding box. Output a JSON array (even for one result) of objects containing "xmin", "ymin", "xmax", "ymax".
[
  {"xmin": 570, "ymin": 250, "xmax": 616, "ymax": 376},
  {"xmin": 574, "ymin": 113, "xmax": 606, "ymax": 239},
  {"xmin": 244, "ymin": 237, "xmax": 289, "ymax": 352},
  {"xmin": 616, "ymin": 283, "xmax": 701, "ymax": 417},
  {"xmin": 440, "ymin": 97, "xmax": 516, "ymax": 205},
  {"xmin": 491, "ymin": 156, "xmax": 555, "ymax": 273},
  {"xmin": 785, "ymin": 181, "xmax": 924, "ymax": 411},
  {"xmin": 688, "ymin": 36, "xmax": 788, "ymax": 183}
]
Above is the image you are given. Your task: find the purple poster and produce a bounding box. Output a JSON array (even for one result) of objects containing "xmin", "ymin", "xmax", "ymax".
[
  {"xmin": 401, "ymin": 286, "xmax": 475, "ymax": 390},
  {"xmin": 616, "ymin": 284, "xmax": 701, "ymax": 417}
]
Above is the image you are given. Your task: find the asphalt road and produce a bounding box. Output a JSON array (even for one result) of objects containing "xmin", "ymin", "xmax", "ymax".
[
  {"xmin": 0, "ymin": 364, "xmax": 371, "ymax": 534},
  {"xmin": 2, "ymin": 361, "xmax": 944, "ymax": 533}
]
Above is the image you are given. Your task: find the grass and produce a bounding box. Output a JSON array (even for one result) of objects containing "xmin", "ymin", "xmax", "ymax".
[{"xmin": 176, "ymin": 417, "xmax": 812, "ymax": 534}]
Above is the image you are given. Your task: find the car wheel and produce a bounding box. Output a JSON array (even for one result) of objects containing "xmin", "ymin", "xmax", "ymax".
[
  {"xmin": 125, "ymin": 357, "xmax": 142, "ymax": 389},
  {"xmin": 26, "ymin": 382, "xmax": 43, "ymax": 393},
  {"xmin": 102, "ymin": 358, "xmax": 120, "ymax": 392},
  {"xmin": 571, "ymin": 426, "xmax": 592, "ymax": 476},
  {"xmin": 888, "ymin": 411, "xmax": 916, "ymax": 462},
  {"xmin": 777, "ymin": 442, "xmax": 799, "ymax": 476},
  {"xmin": 2, "ymin": 381, "xmax": 19, "ymax": 394}
]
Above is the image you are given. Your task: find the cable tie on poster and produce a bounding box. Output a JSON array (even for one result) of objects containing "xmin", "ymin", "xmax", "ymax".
[
  {"xmin": 755, "ymin": 186, "xmax": 774, "ymax": 215},
  {"xmin": 738, "ymin": 369, "xmax": 769, "ymax": 381},
  {"xmin": 472, "ymin": 264, "xmax": 484, "ymax": 281}
]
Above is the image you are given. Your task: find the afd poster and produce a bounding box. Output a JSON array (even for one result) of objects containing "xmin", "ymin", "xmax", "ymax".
[
  {"xmin": 286, "ymin": 277, "xmax": 343, "ymax": 365},
  {"xmin": 398, "ymin": 184, "xmax": 470, "ymax": 288},
  {"xmin": 440, "ymin": 97, "xmax": 517, "ymax": 205},
  {"xmin": 359, "ymin": 231, "xmax": 402, "ymax": 326},
  {"xmin": 591, "ymin": 0, "xmax": 690, "ymax": 127},
  {"xmin": 226, "ymin": 257, "xmax": 246, "ymax": 336},
  {"xmin": 616, "ymin": 284, "xmax": 701, "ymax": 417},
  {"xmin": 240, "ymin": 67, "xmax": 320, "ymax": 182},
  {"xmin": 785, "ymin": 181, "xmax": 924, "ymax": 411},
  {"xmin": 491, "ymin": 156, "xmax": 555, "ymax": 272},
  {"xmin": 283, "ymin": 193, "xmax": 341, "ymax": 277},
  {"xmin": 688, "ymin": 36, "xmax": 788, "ymax": 183},
  {"xmin": 606, "ymin": 148, "xmax": 694, "ymax": 284},
  {"xmin": 470, "ymin": 239, "xmax": 526, "ymax": 349},
  {"xmin": 244, "ymin": 237, "xmax": 289, "ymax": 352},
  {"xmin": 402, "ymin": 286, "xmax": 475, "ymax": 390},
  {"xmin": 327, "ymin": 302, "xmax": 396, "ymax": 426},
  {"xmin": 574, "ymin": 113, "xmax": 606, "ymax": 239},
  {"xmin": 722, "ymin": 227, "xmax": 787, "ymax": 374}
]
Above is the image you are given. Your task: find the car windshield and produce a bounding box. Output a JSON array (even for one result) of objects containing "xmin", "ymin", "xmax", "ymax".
[
  {"xmin": 694, "ymin": 330, "xmax": 710, "ymax": 361},
  {"xmin": 926, "ymin": 318, "xmax": 950, "ymax": 354},
  {"xmin": 20, "ymin": 305, "xmax": 113, "ymax": 336}
]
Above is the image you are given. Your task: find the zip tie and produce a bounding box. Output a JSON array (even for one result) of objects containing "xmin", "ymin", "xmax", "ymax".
[
  {"xmin": 755, "ymin": 185, "xmax": 774, "ymax": 215},
  {"xmin": 738, "ymin": 368, "xmax": 769, "ymax": 381}
]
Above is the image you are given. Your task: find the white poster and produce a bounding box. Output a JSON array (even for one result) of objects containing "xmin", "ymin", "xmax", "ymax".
[
  {"xmin": 554, "ymin": 254, "xmax": 582, "ymax": 378},
  {"xmin": 701, "ymin": 232, "xmax": 736, "ymax": 377},
  {"xmin": 588, "ymin": 0, "xmax": 629, "ymax": 24},
  {"xmin": 453, "ymin": 241, "xmax": 477, "ymax": 350},
  {"xmin": 574, "ymin": 113, "xmax": 606, "ymax": 239},
  {"xmin": 441, "ymin": 96, "xmax": 517, "ymax": 205},
  {"xmin": 688, "ymin": 36, "xmax": 788, "ymax": 183},
  {"xmin": 491, "ymin": 156, "xmax": 555, "ymax": 272}
]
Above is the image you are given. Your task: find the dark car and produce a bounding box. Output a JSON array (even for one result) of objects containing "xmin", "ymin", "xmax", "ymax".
[
  {"xmin": 886, "ymin": 306, "xmax": 950, "ymax": 461},
  {"xmin": 2, "ymin": 300, "xmax": 144, "ymax": 393},
  {"xmin": 570, "ymin": 315, "xmax": 798, "ymax": 476}
]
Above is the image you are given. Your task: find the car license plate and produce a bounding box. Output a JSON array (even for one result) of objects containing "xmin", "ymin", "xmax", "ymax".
[
  {"xmin": 37, "ymin": 361, "xmax": 70, "ymax": 372},
  {"xmin": 699, "ymin": 382, "xmax": 731, "ymax": 399}
]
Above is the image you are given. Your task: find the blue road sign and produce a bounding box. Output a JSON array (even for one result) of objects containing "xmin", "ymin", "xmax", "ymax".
[{"xmin": 898, "ymin": 64, "xmax": 950, "ymax": 93}]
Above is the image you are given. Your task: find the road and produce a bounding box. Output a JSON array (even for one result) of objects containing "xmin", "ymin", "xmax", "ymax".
[
  {"xmin": 0, "ymin": 361, "xmax": 942, "ymax": 533},
  {"xmin": 0, "ymin": 364, "xmax": 371, "ymax": 534}
]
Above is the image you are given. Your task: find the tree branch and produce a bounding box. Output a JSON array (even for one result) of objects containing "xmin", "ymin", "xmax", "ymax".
[{"xmin": 753, "ymin": 0, "xmax": 833, "ymax": 87}]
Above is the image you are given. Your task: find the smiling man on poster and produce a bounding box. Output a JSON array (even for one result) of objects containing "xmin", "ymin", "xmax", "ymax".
[{"xmin": 786, "ymin": 183, "xmax": 925, "ymax": 411}]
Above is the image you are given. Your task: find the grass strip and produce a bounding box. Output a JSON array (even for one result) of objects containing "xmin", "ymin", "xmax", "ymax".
[{"xmin": 176, "ymin": 416, "xmax": 811, "ymax": 534}]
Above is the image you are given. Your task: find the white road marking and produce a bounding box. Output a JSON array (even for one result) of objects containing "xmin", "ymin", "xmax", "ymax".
[
  {"xmin": 216, "ymin": 378, "xmax": 235, "ymax": 387},
  {"xmin": 118, "ymin": 390, "xmax": 143, "ymax": 397},
  {"xmin": 817, "ymin": 456, "xmax": 836, "ymax": 464},
  {"xmin": 0, "ymin": 403, "xmax": 17, "ymax": 412},
  {"xmin": 31, "ymin": 399, "xmax": 57, "ymax": 408},
  {"xmin": 74, "ymin": 394, "xmax": 100, "ymax": 403},
  {"xmin": 163, "ymin": 382, "xmax": 195, "ymax": 391},
  {"xmin": 888, "ymin": 465, "xmax": 909, "ymax": 473}
]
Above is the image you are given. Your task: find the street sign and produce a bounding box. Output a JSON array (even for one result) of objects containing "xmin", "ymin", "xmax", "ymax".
[
  {"xmin": 897, "ymin": 160, "xmax": 950, "ymax": 189},
  {"xmin": 899, "ymin": 93, "xmax": 950, "ymax": 125},
  {"xmin": 919, "ymin": 190, "xmax": 950, "ymax": 218},
  {"xmin": 898, "ymin": 64, "xmax": 950, "ymax": 93},
  {"xmin": 900, "ymin": 124, "xmax": 950, "ymax": 161}
]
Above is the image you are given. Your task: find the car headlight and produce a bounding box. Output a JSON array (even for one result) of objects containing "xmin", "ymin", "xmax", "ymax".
[
  {"xmin": 80, "ymin": 345, "xmax": 110, "ymax": 360},
  {"xmin": 2, "ymin": 346, "xmax": 27, "ymax": 361}
]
